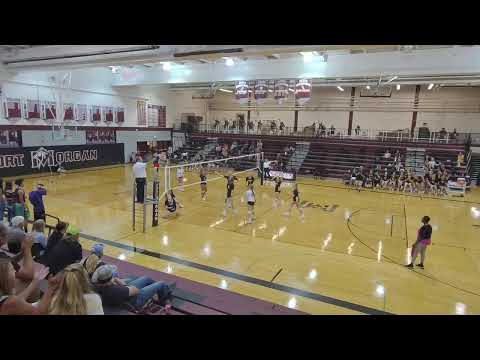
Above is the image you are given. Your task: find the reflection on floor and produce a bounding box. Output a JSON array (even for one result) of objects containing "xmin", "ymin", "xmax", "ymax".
[{"xmin": 20, "ymin": 165, "xmax": 480, "ymax": 314}]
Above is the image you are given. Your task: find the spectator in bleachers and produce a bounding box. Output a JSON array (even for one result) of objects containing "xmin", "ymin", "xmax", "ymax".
[
  {"xmin": 451, "ymin": 128, "xmax": 458, "ymax": 141},
  {"xmin": 42, "ymin": 225, "xmax": 83, "ymax": 276},
  {"xmin": 457, "ymin": 152, "xmax": 464, "ymax": 167},
  {"xmin": 279, "ymin": 121, "xmax": 285, "ymax": 134},
  {"xmin": 91, "ymin": 264, "xmax": 173, "ymax": 310},
  {"xmin": 4, "ymin": 181, "xmax": 15, "ymax": 223},
  {"xmin": 30, "ymin": 220, "xmax": 47, "ymax": 258},
  {"xmin": 7, "ymin": 216, "xmax": 27, "ymax": 254},
  {"xmin": 384, "ymin": 149, "xmax": 391, "ymax": 159},
  {"xmin": 29, "ymin": 183, "xmax": 47, "ymax": 221},
  {"xmin": 329, "ymin": 125, "xmax": 335, "ymax": 136},
  {"xmin": 40, "ymin": 222, "xmax": 68, "ymax": 262},
  {"xmin": 13, "ymin": 179, "xmax": 28, "ymax": 226},
  {"xmin": 439, "ymin": 127, "xmax": 447, "ymax": 140},
  {"xmin": 0, "ymin": 186, "xmax": 5, "ymax": 224},
  {"xmin": 223, "ymin": 119, "xmax": 229, "ymax": 132},
  {"xmin": 355, "ymin": 125, "xmax": 361, "ymax": 135},
  {"xmin": 0, "ymin": 223, "xmax": 37, "ymax": 297},
  {"xmin": 49, "ymin": 263, "xmax": 104, "ymax": 315},
  {"xmin": 0, "ymin": 258, "xmax": 56, "ymax": 315},
  {"xmin": 257, "ymin": 120, "xmax": 262, "ymax": 133}
]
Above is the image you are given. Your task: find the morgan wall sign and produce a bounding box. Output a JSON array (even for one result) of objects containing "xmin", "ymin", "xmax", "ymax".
[{"xmin": 0, "ymin": 143, "xmax": 124, "ymax": 176}]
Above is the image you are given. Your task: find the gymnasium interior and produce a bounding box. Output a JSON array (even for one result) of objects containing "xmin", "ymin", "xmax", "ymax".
[{"xmin": 1, "ymin": 45, "xmax": 479, "ymax": 315}]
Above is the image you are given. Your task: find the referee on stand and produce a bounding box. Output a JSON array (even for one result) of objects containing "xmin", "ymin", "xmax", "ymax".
[{"xmin": 133, "ymin": 155, "xmax": 147, "ymax": 203}]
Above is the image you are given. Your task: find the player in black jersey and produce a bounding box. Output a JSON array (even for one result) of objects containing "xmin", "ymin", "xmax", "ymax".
[
  {"xmin": 200, "ymin": 166, "xmax": 208, "ymax": 200},
  {"xmin": 223, "ymin": 173, "xmax": 238, "ymax": 216},
  {"xmin": 163, "ymin": 190, "xmax": 183, "ymax": 218},
  {"xmin": 285, "ymin": 183, "xmax": 304, "ymax": 219},
  {"xmin": 245, "ymin": 175, "xmax": 255, "ymax": 187}
]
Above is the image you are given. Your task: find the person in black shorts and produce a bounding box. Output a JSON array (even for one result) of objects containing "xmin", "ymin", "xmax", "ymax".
[
  {"xmin": 223, "ymin": 173, "xmax": 238, "ymax": 216},
  {"xmin": 245, "ymin": 184, "xmax": 256, "ymax": 224},
  {"xmin": 285, "ymin": 183, "xmax": 304, "ymax": 219},
  {"xmin": 200, "ymin": 166, "xmax": 208, "ymax": 201},
  {"xmin": 163, "ymin": 190, "xmax": 183, "ymax": 218},
  {"xmin": 245, "ymin": 175, "xmax": 255, "ymax": 187}
]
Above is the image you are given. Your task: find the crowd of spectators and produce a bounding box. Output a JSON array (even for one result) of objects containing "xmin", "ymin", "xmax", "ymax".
[{"xmin": 0, "ymin": 179, "xmax": 174, "ymax": 315}]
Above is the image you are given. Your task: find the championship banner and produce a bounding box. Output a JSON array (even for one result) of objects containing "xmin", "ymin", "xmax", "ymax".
[
  {"xmin": 76, "ymin": 104, "xmax": 88, "ymax": 122},
  {"xmin": 104, "ymin": 106, "xmax": 114, "ymax": 122},
  {"xmin": 63, "ymin": 103, "xmax": 74, "ymax": 121},
  {"xmin": 295, "ymin": 79, "xmax": 312, "ymax": 105},
  {"xmin": 115, "ymin": 107, "xmax": 125, "ymax": 123},
  {"xmin": 137, "ymin": 100, "xmax": 147, "ymax": 125},
  {"xmin": 4, "ymin": 98, "xmax": 22, "ymax": 119},
  {"xmin": 26, "ymin": 100, "xmax": 41, "ymax": 120},
  {"xmin": 92, "ymin": 105, "xmax": 102, "ymax": 122},
  {"xmin": 235, "ymin": 81, "xmax": 250, "ymax": 104},
  {"xmin": 45, "ymin": 101, "xmax": 56, "ymax": 120},
  {"xmin": 254, "ymin": 80, "xmax": 269, "ymax": 103},
  {"xmin": 274, "ymin": 80, "xmax": 289, "ymax": 104}
]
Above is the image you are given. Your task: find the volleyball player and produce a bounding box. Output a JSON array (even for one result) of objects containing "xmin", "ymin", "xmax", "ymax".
[
  {"xmin": 163, "ymin": 190, "xmax": 183, "ymax": 218},
  {"xmin": 245, "ymin": 184, "xmax": 256, "ymax": 224},
  {"xmin": 200, "ymin": 166, "xmax": 208, "ymax": 200},
  {"xmin": 245, "ymin": 174, "xmax": 255, "ymax": 187},
  {"xmin": 223, "ymin": 173, "xmax": 238, "ymax": 217},
  {"xmin": 153, "ymin": 151, "xmax": 160, "ymax": 173},
  {"xmin": 176, "ymin": 165, "xmax": 185, "ymax": 191},
  {"xmin": 284, "ymin": 183, "xmax": 304, "ymax": 219}
]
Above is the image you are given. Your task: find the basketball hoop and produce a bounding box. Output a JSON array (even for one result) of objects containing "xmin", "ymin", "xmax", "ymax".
[{"xmin": 48, "ymin": 71, "xmax": 72, "ymax": 142}]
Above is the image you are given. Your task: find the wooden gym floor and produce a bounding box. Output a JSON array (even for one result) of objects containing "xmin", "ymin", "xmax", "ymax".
[{"xmin": 20, "ymin": 164, "xmax": 480, "ymax": 314}]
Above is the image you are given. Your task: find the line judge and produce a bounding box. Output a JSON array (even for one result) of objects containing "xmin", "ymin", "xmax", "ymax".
[{"xmin": 133, "ymin": 155, "xmax": 147, "ymax": 204}]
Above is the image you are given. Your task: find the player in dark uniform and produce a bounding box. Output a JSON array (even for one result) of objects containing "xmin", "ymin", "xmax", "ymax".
[
  {"xmin": 200, "ymin": 166, "xmax": 208, "ymax": 200},
  {"xmin": 272, "ymin": 176, "xmax": 282, "ymax": 207},
  {"xmin": 285, "ymin": 183, "xmax": 304, "ymax": 219},
  {"xmin": 223, "ymin": 173, "xmax": 238, "ymax": 216},
  {"xmin": 163, "ymin": 190, "xmax": 183, "ymax": 218},
  {"xmin": 245, "ymin": 175, "xmax": 255, "ymax": 187}
]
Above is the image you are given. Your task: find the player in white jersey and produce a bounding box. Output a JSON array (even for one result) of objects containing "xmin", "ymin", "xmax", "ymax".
[
  {"xmin": 176, "ymin": 165, "xmax": 185, "ymax": 191},
  {"xmin": 245, "ymin": 184, "xmax": 256, "ymax": 224}
]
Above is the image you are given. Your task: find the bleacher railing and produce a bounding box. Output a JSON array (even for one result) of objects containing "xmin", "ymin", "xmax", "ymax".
[{"xmin": 174, "ymin": 123, "xmax": 469, "ymax": 145}]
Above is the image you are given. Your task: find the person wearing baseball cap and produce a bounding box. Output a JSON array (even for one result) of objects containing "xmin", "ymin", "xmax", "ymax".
[
  {"xmin": 92, "ymin": 265, "xmax": 174, "ymax": 310},
  {"xmin": 42, "ymin": 224, "xmax": 83, "ymax": 276},
  {"xmin": 28, "ymin": 183, "xmax": 47, "ymax": 221}
]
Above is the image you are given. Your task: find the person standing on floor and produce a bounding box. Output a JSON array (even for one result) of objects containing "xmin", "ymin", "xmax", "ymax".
[
  {"xmin": 29, "ymin": 183, "xmax": 47, "ymax": 221},
  {"xmin": 406, "ymin": 216, "xmax": 432, "ymax": 269},
  {"xmin": 133, "ymin": 156, "xmax": 147, "ymax": 204}
]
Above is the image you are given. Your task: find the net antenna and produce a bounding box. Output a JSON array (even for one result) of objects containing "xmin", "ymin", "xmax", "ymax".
[{"xmin": 47, "ymin": 71, "xmax": 73, "ymax": 141}]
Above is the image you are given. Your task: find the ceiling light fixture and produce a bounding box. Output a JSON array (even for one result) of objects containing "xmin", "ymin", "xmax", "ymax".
[
  {"xmin": 162, "ymin": 62, "xmax": 171, "ymax": 71},
  {"xmin": 337, "ymin": 86, "xmax": 344, "ymax": 92},
  {"xmin": 225, "ymin": 58, "xmax": 235, "ymax": 67},
  {"xmin": 219, "ymin": 88, "xmax": 233, "ymax": 93},
  {"xmin": 300, "ymin": 51, "xmax": 314, "ymax": 63},
  {"xmin": 366, "ymin": 85, "xmax": 371, "ymax": 90},
  {"xmin": 396, "ymin": 84, "xmax": 401, "ymax": 90},
  {"xmin": 288, "ymin": 88, "xmax": 294, "ymax": 92},
  {"xmin": 428, "ymin": 83, "xmax": 434, "ymax": 90}
]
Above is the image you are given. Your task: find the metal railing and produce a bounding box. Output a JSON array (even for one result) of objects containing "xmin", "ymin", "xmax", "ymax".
[{"xmin": 175, "ymin": 123, "xmax": 470, "ymax": 145}]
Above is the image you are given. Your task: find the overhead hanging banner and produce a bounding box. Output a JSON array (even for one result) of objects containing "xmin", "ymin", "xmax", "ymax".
[
  {"xmin": 295, "ymin": 79, "xmax": 312, "ymax": 105},
  {"xmin": 254, "ymin": 80, "xmax": 269, "ymax": 103},
  {"xmin": 274, "ymin": 80, "xmax": 289, "ymax": 104},
  {"xmin": 235, "ymin": 81, "xmax": 250, "ymax": 104}
]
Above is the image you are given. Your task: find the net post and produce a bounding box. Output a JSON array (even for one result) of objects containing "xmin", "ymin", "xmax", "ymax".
[
  {"xmin": 143, "ymin": 181, "xmax": 147, "ymax": 233},
  {"xmin": 260, "ymin": 151, "xmax": 265, "ymax": 186},
  {"xmin": 152, "ymin": 172, "xmax": 159, "ymax": 227},
  {"xmin": 132, "ymin": 181, "xmax": 136, "ymax": 231}
]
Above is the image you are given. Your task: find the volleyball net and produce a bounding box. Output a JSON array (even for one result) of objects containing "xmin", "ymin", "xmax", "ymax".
[{"xmin": 164, "ymin": 152, "xmax": 263, "ymax": 193}]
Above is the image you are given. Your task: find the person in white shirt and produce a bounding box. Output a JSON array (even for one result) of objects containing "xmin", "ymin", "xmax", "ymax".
[
  {"xmin": 263, "ymin": 159, "xmax": 274, "ymax": 179},
  {"xmin": 133, "ymin": 156, "xmax": 147, "ymax": 203},
  {"xmin": 245, "ymin": 185, "xmax": 256, "ymax": 224},
  {"xmin": 176, "ymin": 166, "xmax": 185, "ymax": 191}
]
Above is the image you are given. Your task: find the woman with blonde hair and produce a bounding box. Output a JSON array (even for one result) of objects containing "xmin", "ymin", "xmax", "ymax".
[
  {"xmin": 30, "ymin": 219, "xmax": 47, "ymax": 258},
  {"xmin": 49, "ymin": 263, "xmax": 104, "ymax": 315}
]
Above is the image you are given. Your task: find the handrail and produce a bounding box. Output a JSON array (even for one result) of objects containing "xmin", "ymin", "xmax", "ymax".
[{"xmin": 179, "ymin": 123, "xmax": 470, "ymax": 145}]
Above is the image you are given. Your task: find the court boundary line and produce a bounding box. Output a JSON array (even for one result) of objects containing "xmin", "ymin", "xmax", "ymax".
[
  {"xmin": 79, "ymin": 232, "xmax": 392, "ymax": 315},
  {"xmin": 297, "ymin": 181, "xmax": 480, "ymax": 205}
]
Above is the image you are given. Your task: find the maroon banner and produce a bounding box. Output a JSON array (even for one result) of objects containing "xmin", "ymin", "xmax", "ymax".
[
  {"xmin": 295, "ymin": 79, "xmax": 312, "ymax": 105},
  {"xmin": 274, "ymin": 80, "xmax": 289, "ymax": 104},
  {"xmin": 4, "ymin": 98, "xmax": 22, "ymax": 119},
  {"xmin": 254, "ymin": 80, "xmax": 268, "ymax": 102},
  {"xmin": 115, "ymin": 107, "xmax": 125, "ymax": 123},
  {"xmin": 92, "ymin": 105, "xmax": 102, "ymax": 122},
  {"xmin": 235, "ymin": 81, "xmax": 249, "ymax": 104},
  {"xmin": 26, "ymin": 100, "xmax": 41, "ymax": 120},
  {"xmin": 63, "ymin": 103, "xmax": 74, "ymax": 120}
]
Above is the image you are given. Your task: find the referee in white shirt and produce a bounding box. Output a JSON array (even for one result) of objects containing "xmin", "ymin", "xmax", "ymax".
[{"xmin": 133, "ymin": 156, "xmax": 147, "ymax": 203}]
